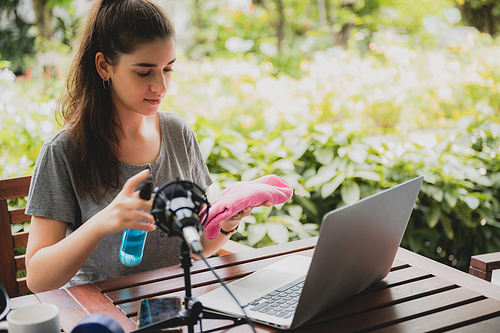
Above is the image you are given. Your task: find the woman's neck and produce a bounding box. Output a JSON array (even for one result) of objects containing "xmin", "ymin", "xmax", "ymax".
[
  {"xmin": 115, "ymin": 112, "xmax": 153, "ymax": 139},
  {"xmin": 114, "ymin": 112, "xmax": 162, "ymax": 165}
]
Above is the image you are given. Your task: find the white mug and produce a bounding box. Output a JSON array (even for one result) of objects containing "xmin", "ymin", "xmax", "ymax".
[{"xmin": 0, "ymin": 303, "xmax": 59, "ymax": 333}]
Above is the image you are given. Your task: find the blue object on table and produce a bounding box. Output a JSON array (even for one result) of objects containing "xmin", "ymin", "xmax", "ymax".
[
  {"xmin": 119, "ymin": 229, "xmax": 148, "ymax": 267},
  {"xmin": 71, "ymin": 314, "xmax": 124, "ymax": 333}
]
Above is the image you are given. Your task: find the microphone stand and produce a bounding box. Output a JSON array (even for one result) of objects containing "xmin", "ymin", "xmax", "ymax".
[
  {"xmin": 132, "ymin": 240, "xmax": 245, "ymax": 333},
  {"xmin": 133, "ymin": 179, "xmax": 249, "ymax": 332}
]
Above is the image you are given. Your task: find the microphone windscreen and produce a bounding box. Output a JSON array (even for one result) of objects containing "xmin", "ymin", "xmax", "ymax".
[{"xmin": 162, "ymin": 182, "xmax": 189, "ymax": 200}]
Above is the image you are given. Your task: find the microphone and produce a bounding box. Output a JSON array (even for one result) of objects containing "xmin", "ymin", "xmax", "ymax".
[{"xmin": 151, "ymin": 180, "xmax": 210, "ymax": 254}]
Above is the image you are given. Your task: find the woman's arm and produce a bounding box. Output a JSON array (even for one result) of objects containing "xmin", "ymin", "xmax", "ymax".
[
  {"xmin": 197, "ymin": 201, "xmax": 271, "ymax": 259},
  {"xmin": 25, "ymin": 170, "xmax": 156, "ymax": 293}
]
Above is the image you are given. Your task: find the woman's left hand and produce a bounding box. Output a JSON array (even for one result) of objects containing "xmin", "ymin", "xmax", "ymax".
[
  {"xmin": 197, "ymin": 201, "xmax": 272, "ymax": 259},
  {"xmin": 219, "ymin": 201, "xmax": 272, "ymax": 233}
]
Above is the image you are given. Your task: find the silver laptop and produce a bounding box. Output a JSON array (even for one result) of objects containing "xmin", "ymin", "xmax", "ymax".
[{"xmin": 198, "ymin": 176, "xmax": 424, "ymax": 330}]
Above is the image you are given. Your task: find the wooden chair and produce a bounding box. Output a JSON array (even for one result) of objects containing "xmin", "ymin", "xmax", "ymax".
[
  {"xmin": 469, "ymin": 252, "xmax": 500, "ymax": 283},
  {"xmin": 0, "ymin": 175, "xmax": 252, "ymax": 298},
  {"xmin": 0, "ymin": 175, "xmax": 31, "ymax": 298}
]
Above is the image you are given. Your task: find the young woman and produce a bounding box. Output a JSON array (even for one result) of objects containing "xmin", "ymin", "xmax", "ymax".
[{"xmin": 25, "ymin": 0, "xmax": 267, "ymax": 293}]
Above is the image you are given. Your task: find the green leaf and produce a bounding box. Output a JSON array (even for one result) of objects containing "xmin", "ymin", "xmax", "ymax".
[
  {"xmin": 218, "ymin": 158, "xmax": 242, "ymax": 174},
  {"xmin": 287, "ymin": 223, "xmax": 314, "ymax": 239},
  {"xmin": 199, "ymin": 137, "xmax": 215, "ymax": 161},
  {"xmin": 219, "ymin": 141, "xmax": 247, "ymax": 158},
  {"xmin": 461, "ymin": 196, "xmax": 480, "ymax": 210},
  {"xmin": 275, "ymin": 215, "xmax": 301, "ymax": 227},
  {"xmin": 341, "ymin": 180, "xmax": 360, "ymax": 205},
  {"xmin": 464, "ymin": 167, "xmax": 493, "ymax": 187},
  {"xmin": 304, "ymin": 166, "xmax": 337, "ymax": 188},
  {"xmin": 247, "ymin": 224, "xmax": 267, "ymax": 246},
  {"xmin": 291, "ymin": 140, "xmax": 310, "ymax": 160},
  {"xmin": 265, "ymin": 137, "xmax": 283, "ymax": 153},
  {"xmin": 272, "ymin": 159, "xmax": 295, "ymax": 172},
  {"xmin": 422, "ymin": 184, "xmax": 444, "ymax": 202},
  {"xmin": 266, "ymin": 222, "xmax": 289, "ymax": 244},
  {"xmin": 321, "ymin": 173, "xmax": 345, "ymax": 199},
  {"xmin": 353, "ymin": 170, "xmax": 381, "ymax": 182},
  {"xmin": 347, "ymin": 147, "xmax": 368, "ymax": 164},
  {"xmin": 479, "ymin": 209, "xmax": 500, "ymax": 228},
  {"xmin": 444, "ymin": 192, "xmax": 457, "ymax": 208},
  {"xmin": 427, "ymin": 203, "xmax": 441, "ymax": 229},
  {"xmin": 313, "ymin": 148, "xmax": 334, "ymax": 165},
  {"xmin": 418, "ymin": 170, "xmax": 437, "ymax": 184},
  {"xmin": 293, "ymin": 196, "xmax": 319, "ymax": 216},
  {"xmin": 0, "ymin": 60, "xmax": 11, "ymax": 69},
  {"xmin": 455, "ymin": 203, "xmax": 475, "ymax": 228},
  {"xmin": 241, "ymin": 167, "xmax": 261, "ymax": 181},
  {"xmin": 11, "ymin": 223, "xmax": 24, "ymax": 234},
  {"xmin": 441, "ymin": 7, "xmax": 461, "ymax": 25},
  {"xmin": 286, "ymin": 205, "xmax": 303, "ymax": 220},
  {"xmin": 440, "ymin": 215, "xmax": 454, "ymax": 240}
]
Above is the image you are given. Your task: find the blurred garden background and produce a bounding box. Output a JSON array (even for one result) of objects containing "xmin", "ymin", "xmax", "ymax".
[{"xmin": 1, "ymin": 0, "xmax": 500, "ymax": 273}]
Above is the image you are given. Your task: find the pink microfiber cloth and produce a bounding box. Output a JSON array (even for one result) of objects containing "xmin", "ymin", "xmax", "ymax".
[{"xmin": 201, "ymin": 175, "xmax": 293, "ymax": 239}]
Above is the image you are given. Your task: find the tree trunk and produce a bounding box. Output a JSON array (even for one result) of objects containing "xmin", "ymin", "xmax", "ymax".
[
  {"xmin": 329, "ymin": 1, "xmax": 355, "ymax": 49},
  {"xmin": 334, "ymin": 23, "xmax": 353, "ymax": 49},
  {"xmin": 275, "ymin": 0, "xmax": 285, "ymax": 54},
  {"xmin": 318, "ymin": 0, "xmax": 328, "ymax": 27},
  {"xmin": 32, "ymin": 0, "xmax": 54, "ymax": 40},
  {"xmin": 193, "ymin": 0, "xmax": 202, "ymax": 33}
]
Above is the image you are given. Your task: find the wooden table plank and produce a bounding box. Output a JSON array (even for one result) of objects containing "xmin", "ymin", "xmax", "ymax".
[
  {"xmin": 448, "ymin": 315, "xmax": 500, "ymax": 332},
  {"xmin": 319, "ymin": 276, "xmax": 456, "ymax": 321},
  {"xmin": 397, "ymin": 247, "xmax": 500, "ymax": 302},
  {"xmin": 96, "ymin": 237, "xmax": 319, "ymax": 292},
  {"xmin": 66, "ymin": 284, "xmax": 136, "ymax": 332},
  {"xmin": 105, "ymin": 250, "xmax": 315, "ymax": 304},
  {"xmin": 363, "ymin": 266, "xmax": 432, "ymax": 293},
  {"xmin": 20, "ymin": 241, "xmax": 500, "ymax": 333},
  {"xmin": 36, "ymin": 289, "xmax": 90, "ymax": 333},
  {"xmin": 9, "ymin": 294, "xmax": 39, "ymax": 310},
  {"xmin": 306, "ymin": 287, "xmax": 483, "ymax": 332},
  {"xmin": 107, "ymin": 248, "xmax": 409, "ymax": 307},
  {"xmin": 119, "ymin": 281, "xmax": 234, "ymax": 318},
  {"xmin": 370, "ymin": 298, "xmax": 500, "ymax": 332}
]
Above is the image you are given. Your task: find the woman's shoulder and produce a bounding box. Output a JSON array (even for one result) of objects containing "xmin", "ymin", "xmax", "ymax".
[
  {"xmin": 41, "ymin": 127, "xmax": 72, "ymax": 152},
  {"xmin": 158, "ymin": 111, "xmax": 189, "ymax": 125},
  {"xmin": 157, "ymin": 111, "xmax": 193, "ymax": 133}
]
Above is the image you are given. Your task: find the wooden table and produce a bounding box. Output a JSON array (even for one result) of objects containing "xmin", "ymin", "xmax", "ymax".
[{"xmin": 10, "ymin": 237, "xmax": 500, "ymax": 332}]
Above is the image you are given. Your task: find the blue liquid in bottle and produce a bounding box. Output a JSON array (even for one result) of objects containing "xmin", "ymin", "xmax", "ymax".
[{"xmin": 119, "ymin": 229, "xmax": 147, "ymax": 267}]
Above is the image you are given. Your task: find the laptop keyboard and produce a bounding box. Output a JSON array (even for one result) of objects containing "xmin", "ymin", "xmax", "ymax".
[{"xmin": 241, "ymin": 276, "xmax": 305, "ymax": 319}]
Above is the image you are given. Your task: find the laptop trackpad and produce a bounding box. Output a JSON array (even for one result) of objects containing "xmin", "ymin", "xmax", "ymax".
[{"xmin": 233, "ymin": 270, "xmax": 294, "ymax": 291}]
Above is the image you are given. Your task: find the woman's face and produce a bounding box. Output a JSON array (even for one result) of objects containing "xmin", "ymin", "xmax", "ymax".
[{"xmin": 108, "ymin": 38, "xmax": 176, "ymax": 118}]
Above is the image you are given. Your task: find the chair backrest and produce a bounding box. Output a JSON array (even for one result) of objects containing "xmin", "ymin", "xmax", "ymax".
[
  {"xmin": 0, "ymin": 175, "xmax": 32, "ymax": 298},
  {"xmin": 470, "ymin": 251, "xmax": 500, "ymax": 286}
]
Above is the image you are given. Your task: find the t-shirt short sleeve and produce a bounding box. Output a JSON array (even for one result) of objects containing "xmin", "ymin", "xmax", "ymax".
[{"xmin": 26, "ymin": 133, "xmax": 80, "ymax": 226}]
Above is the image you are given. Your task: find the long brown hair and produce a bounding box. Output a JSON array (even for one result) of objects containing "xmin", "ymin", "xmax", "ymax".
[{"xmin": 57, "ymin": 0, "xmax": 175, "ymax": 201}]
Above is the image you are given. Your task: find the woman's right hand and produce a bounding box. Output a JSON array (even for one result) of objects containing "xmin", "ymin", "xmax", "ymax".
[
  {"xmin": 26, "ymin": 169, "xmax": 157, "ymax": 293},
  {"xmin": 96, "ymin": 169, "xmax": 157, "ymax": 236}
]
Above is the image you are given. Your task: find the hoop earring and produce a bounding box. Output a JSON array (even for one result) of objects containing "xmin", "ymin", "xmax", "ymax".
[{"xmin": 103, "ymin": 78, "xmax": 110, "ymax": 90}]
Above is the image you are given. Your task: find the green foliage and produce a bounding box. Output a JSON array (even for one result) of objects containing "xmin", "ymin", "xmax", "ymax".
[
  {"xmin": 0, "ymin": 0, "xmax": 78, "ymax": 74},
  {"xmin": 0, "ymin": 64, "xmax": 60, "ymax": 177},
  {"xmin": 459, "ymin": 0, "xmax": 500, "ymax": 36},
  {"xmin": 0, "ymin": 1, "xmax": 36, "ymax": 74},
  {"xmin": 2, "ymin": 23, "xmax": 500, "ymax": 272},
  {"xmin": 185, "ymin": 0, "xmax": 459, "ymax": 77},
  {"xmin": 191, "ymin": 103, "xmax": 500, "ymax": 272}
]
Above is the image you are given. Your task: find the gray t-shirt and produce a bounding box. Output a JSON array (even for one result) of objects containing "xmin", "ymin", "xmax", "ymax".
[{"xmin": 26, "ymin": 111, "xmax": 212, "ymax": 287}]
